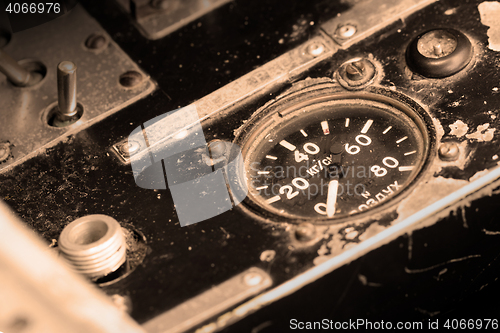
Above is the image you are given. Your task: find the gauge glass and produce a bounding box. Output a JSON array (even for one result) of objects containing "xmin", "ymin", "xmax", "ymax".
[{"xmin": 238, "ymin": 94, "xmax": 429, "ymax": 222}]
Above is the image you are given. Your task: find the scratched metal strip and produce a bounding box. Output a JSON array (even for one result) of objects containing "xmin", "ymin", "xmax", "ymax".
[
  {"xmin": 142, "ymin": 267, "xmax": 272, "ymax": 333},
  {"xmin": 112, "ymin": 35, "xmax": 336, "ymax": 163},
  {"xmin": 321, "ymin": 0, "xmax": 438, "ymax": 48}
]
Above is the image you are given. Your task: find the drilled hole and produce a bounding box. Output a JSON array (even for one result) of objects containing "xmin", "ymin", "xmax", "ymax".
[
  {"xmin": 46, "ymin": 103, "xmax": 84, "ymax": 127},
  {"xmin": 68, "ymin": 220, "xmax": 109, "ymax": 245}
]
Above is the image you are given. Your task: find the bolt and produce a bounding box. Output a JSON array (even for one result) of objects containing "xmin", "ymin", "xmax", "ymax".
[
  {"xmin": 306, "ymin": 42, "xmax": 325, "ymax": 57},
  {"xmin": 0, "ymin": 143, "xmax": 10, "ymax": 162},
  {"xmin": 345, "ymin": 60, "xmax": 366, "ymax": 81},
  {"xmin": 336, "ymin": 24, "xmax": 357, "ymax": 38},
  {"xmin": 119, "ymin": 140, "xmax": 140, "ymax": 157},
  {"xmin": 295, "ymin": 222, "xmax": 316, "ymax": 242},
  {"xmin": 85, "ymin": 33, "xmax": 108, "ymax": 50},
  {"xmin": 243, "ymin": 272, "xmax": 263, "ymax": 286},
  {"xmin": 439, "ymin": 142, "xmax": 460, "ymax": 161},
  {"xmin": 119, "ymin": 71, "xmax": 143, "ymax": 88},
  {"xmin": 208, "ymin": 140, "xmax": 226, "ymax": 159}
]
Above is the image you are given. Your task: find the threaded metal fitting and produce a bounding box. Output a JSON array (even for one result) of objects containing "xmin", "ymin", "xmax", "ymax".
[{"xmin": 58, "ymin": 215, "xmax": 127, "ymax": 279}]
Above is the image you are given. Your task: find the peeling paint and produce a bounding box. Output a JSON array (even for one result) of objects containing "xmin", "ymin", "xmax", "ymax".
[
  {"xmin": 478, "ymin": 1, "xmax": 500, "ymax": 51},
  {"xmin": 449, "ymin": 120, "xmax": 469, "ymax": 137},
  {"xmin": 465, "ymin": 123, "xmax": 496, "ymax": 141}
]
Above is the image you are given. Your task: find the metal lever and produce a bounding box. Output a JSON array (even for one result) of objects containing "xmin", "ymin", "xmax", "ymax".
[
  {"xmin": 57, "ymin": 61, "xmax": 78, "ymax": 118},
  {"xmin": 0, "ymin": 49, "xmax": 42, "ymax": 86}
]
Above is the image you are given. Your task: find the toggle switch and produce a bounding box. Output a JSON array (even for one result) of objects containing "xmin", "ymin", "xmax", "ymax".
[
  {"xmin": 57, "ymin": 61, "xmax": 77, "ymax": 118},
  {"xmin": 50, "ymin": 61, "xmax": 83, "ymax": 127},
  {"xmin": 0, "ymin": 49, "xmax": 43, "ymax": 86}
]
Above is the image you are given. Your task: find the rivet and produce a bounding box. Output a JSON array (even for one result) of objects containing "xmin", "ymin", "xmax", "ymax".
[
  {"xmin": 439, "ymin": 142, "xmax": 460, "ymax": 161},
  {"xmin": 306, "ymin": 42, "xmax": 325, "ymax": 57},
  {"xmin": 295, "ymin": 222, "xmax": 316, "ymax": 242},
  {"xmin": 0, "ymin": 142, "xmax": 10, "ymax": 162},
  {"xmin": 119, "ymin": 140, "xmax": 140, "ymax": 157},
  {"xmin": 85, "ymin": 33, "xmax": 108, "ymax": 50},
  {"xmin": 243, "ymin": 272, "xmax": 263, "ymax": 286},
  {"xmin": 119, "ymin": 71, "xmax": 143, "ymax": 88},
  {"xmin": 336, "ymin": 24, "xmax": 357, "ymax": 38}
]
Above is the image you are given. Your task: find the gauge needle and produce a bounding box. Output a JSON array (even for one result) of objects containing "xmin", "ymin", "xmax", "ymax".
[{"xmin": 326, "ymin": 179, "xmax": 339, "ymax": 218}]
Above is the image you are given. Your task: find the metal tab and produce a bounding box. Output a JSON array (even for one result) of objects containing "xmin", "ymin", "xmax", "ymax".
[
  {"xmin": 112, "ymin": 35, "xmax": 336, "ymax": 163},
  {"xmin": 321, "ymin": 0, "xmax": 438, "ymax": 48},
  {"xmin": 142, "ymin": 267, "xmax": 272, "ymax": 333}
]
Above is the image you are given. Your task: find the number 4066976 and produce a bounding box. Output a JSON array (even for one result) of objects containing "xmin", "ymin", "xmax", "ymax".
[{"xmin": 6, "ymin": 3, "xmax": 61, "ymax": 14}]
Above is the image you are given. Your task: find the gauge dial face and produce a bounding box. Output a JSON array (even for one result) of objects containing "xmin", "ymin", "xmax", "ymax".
[{"xmin": 238, "ymin": 94, "xmax": 429, "ymax": 222}]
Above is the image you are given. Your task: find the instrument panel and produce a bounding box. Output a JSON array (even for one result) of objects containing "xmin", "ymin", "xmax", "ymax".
[{"xmin": 1, "ymin": 0, "xmax": 500, "ymax": 332}]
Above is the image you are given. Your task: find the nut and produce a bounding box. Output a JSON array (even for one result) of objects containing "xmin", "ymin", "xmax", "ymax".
[
  {"xmin": 119, "ymin": 71, "xmax": 143, "ymax": 88},
  {"xmin": 306, "ymin": 42, "xmax": 325, "ymax": 57}
]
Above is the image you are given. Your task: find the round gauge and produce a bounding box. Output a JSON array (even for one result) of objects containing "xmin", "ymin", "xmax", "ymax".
[{"xmin": 234, "ymin": 84, "xmax": 432, "ymax": 223}]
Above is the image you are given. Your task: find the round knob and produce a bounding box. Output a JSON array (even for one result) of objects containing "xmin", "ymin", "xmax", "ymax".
[{"xmin": 406, "ymin": 28, "xmax": 473, "ymax": 78}]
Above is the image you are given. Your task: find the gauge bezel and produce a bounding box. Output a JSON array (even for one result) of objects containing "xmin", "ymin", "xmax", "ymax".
[{"xmin": 233, "ymin": 81, "xmax": 436, "ymax": 225}]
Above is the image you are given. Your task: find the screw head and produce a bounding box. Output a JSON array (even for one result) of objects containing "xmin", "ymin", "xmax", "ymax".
[
  {"xmin": 417, "ymin": 30, "xmax": 457, "ymax": 59},
  {"xmin": 111, "ymin": 294, "xmax": 132, "ymax": 314},
  {"xmin": 439, "ymin": 142, "xmax": 460, "ymax": 161},
  {"xmin": 85, "ymin": 33, "xmax": 108, "ymax": 50},
  {"xmin": 119, "ymin": 71, "xmax": 143, "ymax": 88},
  {"xmin": 207, "ymin": 140, "xmax": 226, "ymax": 159},
  {"xmin": 337, "ymin": 58, "xmax": 376, "ymax": 89},
  {"xmin": 345, "ymin": 60, "xmax": 366, "ymax": 81},
  {"xmin": 120, "ymin": 140, "xmax": 140, "ymax": 157},
  {"xmin": 243, "ymin": 272, "xmax": 263, "ymax": 286},
  {"xmin": 306, "ymin": 42, "xmax": 325, "ymax": 57},
  {"xmin": 336, "ymin": 24, "xmax": 357, "ymax": 38},
  {"xmin": 295, "ymin": 222, "xmax": 316, "ymax": 242},
  {"xmin": 0, "ymin": 143, "xmax": 10, "ymax": 162}
]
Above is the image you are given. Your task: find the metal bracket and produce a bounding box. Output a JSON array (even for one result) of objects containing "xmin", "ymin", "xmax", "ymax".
[
  {"xmin": 0, "ymin": 5, "xmax": 155, "ymax": 172},
  {"xmin": 142, "ymin": 267, "xmax": 272, "ymax": 333}
]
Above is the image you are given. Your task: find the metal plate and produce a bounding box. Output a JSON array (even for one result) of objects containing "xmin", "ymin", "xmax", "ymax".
[
  {"xmin": 115, "ymin": 0, "xmax": 232, "ymax": 40},
  {"xmin": 112, "ymin": 35, "xmax": 337, "ymax": 163},
  {"xmin": 0, "ymin": 4, "xmax": 155, "ymax": 172}
]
